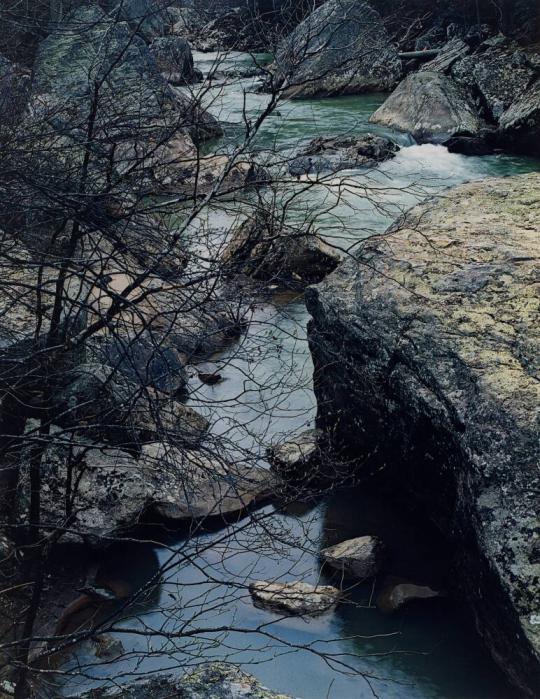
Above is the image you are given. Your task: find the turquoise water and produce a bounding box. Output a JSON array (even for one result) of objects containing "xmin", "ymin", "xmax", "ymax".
[{"xmin": 61, "ymin": 53, "xmax": 540, "ymax": 699}]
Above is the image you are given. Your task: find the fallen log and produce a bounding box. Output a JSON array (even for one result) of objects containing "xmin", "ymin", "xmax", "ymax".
[{"xmin": 399, "ymin": 49, "xmax": 439, "ymax": 60}]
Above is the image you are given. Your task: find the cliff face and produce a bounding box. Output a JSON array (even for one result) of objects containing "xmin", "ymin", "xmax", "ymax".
[{"xmin": 306, "ymin": 173, "xmax": 540, "ymax": 696}]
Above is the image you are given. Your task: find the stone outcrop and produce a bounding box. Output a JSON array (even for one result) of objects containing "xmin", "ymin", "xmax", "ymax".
[
  {"xmin": 16, "ymin": 434, "xmax": 274, "ymax": 545},
  {"xmin": 223, "ymin": 213, "xmax": 341, "ymax": 289},
  {"xmin": 306, "ymin": 173, "xmax": 540, "ymax": 696},
  {"xmin": 249, "ymin": 580, "xmax": 341, "ymax": 616},
  {"xmin": 67, "ymin": 663, "xmax": 295, "ymax": 699},
  {"xmin": 289, "ymin": 134, "xmax": 399, "ymax": 177},
  {"xmin": 320, "ymin": 536, "xmax": 385, "ymax": 579},
  {"xmin": 273, "ymin": 0, "xmax": 402, "ymax": 99},
  {"xmin": 370, "ymin": 71, "xmax": 486, "ymax": 143},
  {"xmin": 149, "ymin": 36, "xmax": 203, "ymax": 85}
]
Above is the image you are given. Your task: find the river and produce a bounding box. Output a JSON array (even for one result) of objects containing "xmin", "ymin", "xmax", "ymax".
[{"xmin": 61, "ymin": 51, "xmax": 540, "ymax": 699}]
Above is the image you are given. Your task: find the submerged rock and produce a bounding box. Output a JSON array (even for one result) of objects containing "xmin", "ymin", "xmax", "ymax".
[
  {"xmin": 67, "ymin": 663, "xmax": 295, "ymax": 698},
  {"xmin": 249, "ymin": 580, "xmax": 341, "ymax": 616},
  {"xmin": 223, "ymin": 213, "xmax": 341, "ymax": 289},
  {"xmin": 370, "ymin": 71, "xmax": 485, "ymax": 143},
  {"xmin": 273, "ymin": 0, "xmax": 402, "ymax": 98},
  {"xmin": 289, "ymin": 134, "xmax": 399, "ymax": 177},
  {"xmin": 376, "ymin": 578, "xmax": 443, "ymax": 613},
  {"xmin": 321, "ymin": 536, "xmax": 385, "ymax": 579},
  {"xmin": 306, "ymin": 173, "xmax": 540, "ymax": 696}
]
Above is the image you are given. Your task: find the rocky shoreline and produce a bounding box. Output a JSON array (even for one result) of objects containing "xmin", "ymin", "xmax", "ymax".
[{"xmin": 306, "ymin": 173, "xmax": 540, "ymax": 696}]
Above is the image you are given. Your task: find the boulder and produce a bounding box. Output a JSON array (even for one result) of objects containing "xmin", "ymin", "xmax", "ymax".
[
  {"xmin": 104, "ymin": 0, "xmax": 176, "ymax": 41},
  {"xmin": 223, "ymin": 213, "xmax": 341, "ymax": 289},
  {"xmin": 55, "ymin": 363, "xmax": 208, "ymax": 448},
  {"xmin": 306, "ymin": 173, "xmax": 540, "ymax": 696},
  {"xmin": 451, "ymin": 40, "xmax": 540, "ymax": 123},
  {"xmin": 67, "ymin": 663, "xmax": 294, "ymax": 699},
  {"xmin": 376, "ymin": 578, "xmax": 443, "ymax": 613},
  {"xmin": 249, "ymin": 580, "xmax": 341, "ymax": 616},
  {"xmin": 16, "ymin": 435, "xmax": 274, "ymax": 545},
  {"xmin": 289, "ymin": 133, "xmax": 399, "ymax": 177},
  {"xmin": 273, "ymin": 0, "xmax": 402, "ymax": 99},
  {"xmin": 0, "ymin": 53, "xmax": 29, "ymax": 124},
  {"xmin": 370, "ymin": 71, "xmax": 486, "ymax": 144},
  {"xmin": 499, "ymin": 78, "xmax": 540, "ymax": 155},
  {"xmin": 149, "ymin": 36, "xmax": 203, "ymax": 85},
  {"xmin": 30, "ymin": 5, "xmax": 222, "ymax": 195},
  {"xmin": 320, "ymin": 536, "xmax": 385, "ymax": 579},
  {"xmin": 267, "ymin": 429, "xmax": 323, "ymax": 480}
]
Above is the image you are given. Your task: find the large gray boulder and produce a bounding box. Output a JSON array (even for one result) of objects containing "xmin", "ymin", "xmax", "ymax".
[
  {"xmin": 31, "ymin": 5, "xmax": 221, "ymax": 188},
  {"xmin": 68, "ymin": 663, "xmax": 295, "ymax": 698},
  {"xmin": 149, "ymin": 36, "xmax": 203, "ymax": 85},
  {"xmin": 370, "ymin": 71, "xmax": 486, "ymax": 143},
  {"xmin": 17, "ymin": 435, "xmax": 274, "ymax": 545},
  {"xmin": 306, "ymin": 173, "xmax": 540, "ymax": 696},
  {"xmin": 273, "ymin": 0, "xmax": 402, "ymax": 99}
]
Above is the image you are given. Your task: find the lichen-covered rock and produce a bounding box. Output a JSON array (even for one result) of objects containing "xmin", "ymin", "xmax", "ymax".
[
  {"xmin": 289, "ymin": 133, "xmax": 399, "ymax": 177},
  {"xmin": 370, "ymin": 71, "xmax": 486, "ymax": 143},
  {"xmin": 16, "ymin": 435, "xmax": 274, "ymax": 545},
  {"xmin": 67, "ymin": 663, "xmax": 295, "ymax": 698},
  {"xmin": 273, "ymin": 0, "xmax": 402, "ymax": 99},
  {"xmin": 223, "ymin": 213, "xmax": 340, "ymax": 289},
  {"xmin": 250, "ymin": 580, "xmax": 341, "ymax": 616},
  {"xmin": 321, "ymin": 536, "xmax": 385, "ymax": 579},
  {"xmin": 451, "ymin": 39, "xmax": 540, "ymax": 123},
  {"xmin": 306, "ymin": 173, "xmax": 540, "ymax": 696}
]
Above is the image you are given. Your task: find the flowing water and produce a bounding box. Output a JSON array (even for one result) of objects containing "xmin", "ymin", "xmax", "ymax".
[{"xmin": 62, "ymin": 52, "xmax": 540, "ymax": 698}]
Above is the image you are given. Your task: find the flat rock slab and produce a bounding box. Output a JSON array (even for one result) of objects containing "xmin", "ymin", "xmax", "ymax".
[
  {"xmin": 249, "ymin": 581, "xmax": 341, "ymax": 616},
  {"xmin": 306, "ymin": 173, "xmax": 540, "ymax": 696},
  {"xmin": 321, "ymin": 536, "xmax": 385, "ymax": 579}
]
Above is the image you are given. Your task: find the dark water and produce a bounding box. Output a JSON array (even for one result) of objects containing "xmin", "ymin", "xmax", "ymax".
[{"xmin": 61, "ymin": 52, "xmax": 540, "ymax": 698}]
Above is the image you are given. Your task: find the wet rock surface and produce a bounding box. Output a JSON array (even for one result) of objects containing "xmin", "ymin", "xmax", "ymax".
[
  {"xmin": 223, "ymin": 213, "xmax": 341, "ymax": 289},
  {"xmin": 306, "ymin": 173, "xmax": 540, "ymax": 696},
  {"xmin": 249, "ymin": 580, "xmax": 341, "ymax": 616},
  {"xmin": 273, "ymin": 0, "xmax": 402, "ymax": 99},
  {"xmin": 370, "ymin": 71, "xmax": 486, "ymax": 143},
  {"xmin": 68, "ymin": 663, "xmax": 295, "ymax": 698},
  {"xmin": 289, "ymin": 133, "xmax": 399, "ymax": 177},
  {"xmin": 321, "ymin": 536, "xmax": 385, "ymax": 580}
]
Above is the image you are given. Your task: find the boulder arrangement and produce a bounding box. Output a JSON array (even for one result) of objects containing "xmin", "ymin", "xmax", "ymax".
[
  {"xmin": 371, "ymin": 35, "xmax": 540, "ymax": 155},
  {"xmin": 307, "ymin": 173, "xmax": 540, "ymax": 696}
]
